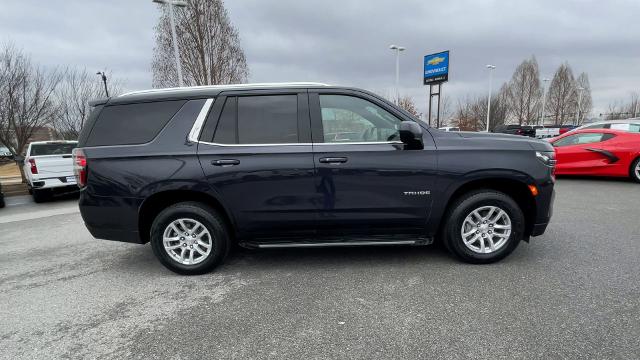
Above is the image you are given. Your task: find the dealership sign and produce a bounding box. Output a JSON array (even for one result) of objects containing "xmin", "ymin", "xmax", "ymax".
[{"xmin": 423, "ymin": 51, "xmax": 449, "ymax": 85}]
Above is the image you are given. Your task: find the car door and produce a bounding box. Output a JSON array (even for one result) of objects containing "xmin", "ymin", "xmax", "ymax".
[
  {"xmin": 197, "ymin": 90, "xmax": 317, "ymax": 240},
  {"xmin": 552, "ymin": 132, "xmax": 617, "ymax": 174},
  {"xmin": 308, "ymin": 90, "xmax": 437, "ymax": 238}
]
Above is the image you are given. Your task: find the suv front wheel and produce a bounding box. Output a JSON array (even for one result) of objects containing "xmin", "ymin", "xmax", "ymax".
[
  {"xmin": 150, "ymin": 202, "xmax": 230, "ymax": 275},
  {"xmin": 444, "ymin": 190, "xmax": 525, "ymax": 264}
]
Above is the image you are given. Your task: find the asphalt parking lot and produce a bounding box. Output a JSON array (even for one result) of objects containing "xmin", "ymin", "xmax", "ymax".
[{"xmin": 1, "ymin": 178, "xmax": 639, "ymax": 360}]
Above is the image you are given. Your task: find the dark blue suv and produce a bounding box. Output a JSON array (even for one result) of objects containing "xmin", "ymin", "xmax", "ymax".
[{"xmin": 75, "ymin": 83, "xmax": 555, "ymax": 274}]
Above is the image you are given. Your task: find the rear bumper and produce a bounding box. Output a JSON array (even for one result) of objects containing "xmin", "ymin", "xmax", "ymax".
[
  {"xmin": 30, "ymin": 176, "xmax": 77, "ymax": 189},
  {"xmin": 86, "ymin": 225, "xmax": 143, "ymax": 244},
  {"xmin": 79, "ymin": 191, "xmax": 144, "ymax": 244}
]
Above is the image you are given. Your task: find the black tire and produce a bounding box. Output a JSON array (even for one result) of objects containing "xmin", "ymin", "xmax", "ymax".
[
  {"xmin": 630, "ymin": 157, "xmax": 640, "ymax": 183},
  {"xmin": 0, "ymin": 195, "xmax": 5, "ymax": 208},
  {"xmin": 32, "ymin": 189, "xmax": 50, "ymax": 203},
  {"xmin": 150, "ymin": 202, "xmax": 230, "ymax": 275},
  {"xmin": 443, "ymin": 190, "xmax": 525, "ymax": 264}
]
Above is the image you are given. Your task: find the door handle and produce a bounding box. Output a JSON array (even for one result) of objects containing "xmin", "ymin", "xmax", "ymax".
[
  {"xmin": 319, "ymin": 157, "xmax": 348, "ymax": 164},
  {"xmin": 211, "ymin": 159, "xmax": 240, "ymax": 166}
]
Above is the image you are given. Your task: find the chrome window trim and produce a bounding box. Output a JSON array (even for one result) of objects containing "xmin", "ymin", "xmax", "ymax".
[
  {"xmin": 188, "ymin": 98, "xmax": 214, "ymax": 143},
  {"xmin": 120, "ymin": 82, "xmax": 331, "ymax": 97},
  {"xmin": 196, "ymin": 140, "xmax": 403, "ymax": 147}
]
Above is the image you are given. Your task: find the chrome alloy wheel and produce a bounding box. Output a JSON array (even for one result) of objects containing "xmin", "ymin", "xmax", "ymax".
[
  {"xmin": 635, "ymin": 161, "xmax": 640, "ymax": 180},
  {"xmin": 460, "ymin": 206, "xmax": 512, "ymax": 254},
  {"xmin": 163, "ymin": 218, "xmax": 213, "ymax": 265}
]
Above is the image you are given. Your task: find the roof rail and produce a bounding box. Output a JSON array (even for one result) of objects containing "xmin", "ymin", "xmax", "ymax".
[{"xmin": 119, "ymin": 82, "xmax": 331, "ymax": 97}]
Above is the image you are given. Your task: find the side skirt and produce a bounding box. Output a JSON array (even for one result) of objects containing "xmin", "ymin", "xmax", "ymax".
[{"xmin": 240, "ymin": 235, "xmax": 434, "ymax": 249}]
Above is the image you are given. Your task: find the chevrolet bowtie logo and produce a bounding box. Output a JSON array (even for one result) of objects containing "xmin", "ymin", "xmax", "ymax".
[{"xmin": 427, "ymin": 56, "xmax": 445, "ymax": 66}]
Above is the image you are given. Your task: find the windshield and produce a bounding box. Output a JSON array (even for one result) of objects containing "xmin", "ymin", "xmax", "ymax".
[{"xmin": 30, "ymin": 143, "xmax": 76, "ymax": 156}]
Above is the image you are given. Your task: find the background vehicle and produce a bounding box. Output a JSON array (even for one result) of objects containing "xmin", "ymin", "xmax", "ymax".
[
  {"xmin": 493, "ymin": 124, "xmax": 526, "ymax": 136},
  {"xmin": 550, "ymin": 129, "xmax": 640, "ymax": 182},
  {"xmin": 438, "ymin": 127, "xmax": 460, "ymax": 132},
  {"xmin": 0, "ymin": 182, "xmax": 5, "ymax": 208},
  {"xmin": 76, "ymin": 83, "xmax": 555, "ymax": 275},
  {"xmin": 0, "ymin": 146, "xmax": 12, "ymax": 159},
  {"xmin": 570, "ymin": 118, "xmax": 640, "ymax": 133},
  {"xmin": 492, "ymin": 124, "xmax": 538, "ymax": 137},
  {"xmin": 536, "ymin": 125, "xmax": 577, "ymax": 138},
  {"xmin": 23, "ymin": 140, "xmax": 78, "ymax": 202}
]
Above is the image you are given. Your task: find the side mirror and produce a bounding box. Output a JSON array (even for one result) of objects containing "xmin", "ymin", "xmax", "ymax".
[{"xmin": 399, "ymin": 121, "xmax": 424, "ymax": 150}]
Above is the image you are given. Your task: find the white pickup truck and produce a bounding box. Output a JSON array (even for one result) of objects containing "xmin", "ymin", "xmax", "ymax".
[{"xmin": 22, "ymin": 141, "xmax": 78, "ymax": 202}]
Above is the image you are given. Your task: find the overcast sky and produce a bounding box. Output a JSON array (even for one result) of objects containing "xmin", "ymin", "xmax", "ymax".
[{"xmin": 2, "ymin": 0, "xmax": 639, "ymax": 117}]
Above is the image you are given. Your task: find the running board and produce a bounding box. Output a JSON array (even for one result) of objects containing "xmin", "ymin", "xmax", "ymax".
[{"xmin": 250, "ymin": 239, "xmax": 428, "ymax": 249}]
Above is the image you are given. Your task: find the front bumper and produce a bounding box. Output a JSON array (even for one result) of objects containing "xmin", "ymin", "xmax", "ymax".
[
  {"xmin": 530, "ymin": 222, "xmax": 549, "ymax": 237},
  {"xmin": 531, "ymin": 186, "xmax": 555, "ymax": 237}
]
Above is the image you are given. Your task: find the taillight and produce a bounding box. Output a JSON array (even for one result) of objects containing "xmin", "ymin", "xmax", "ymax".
[
  {"xmin": 73, "ymin": 148, "xmax": 87, "ymax": 188},
  {"xmin": 28, "ymin": 158, "xmax": 38, "ymax": 174}
]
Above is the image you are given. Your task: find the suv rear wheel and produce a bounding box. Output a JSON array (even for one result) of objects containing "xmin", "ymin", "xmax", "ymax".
[
  {"xmin": 150, "ymin": 202, "xmax": 230, "ymax": 275},
  {"xmin": 444, "ymin": 190, "xmax": 525, "ymax": 264}
]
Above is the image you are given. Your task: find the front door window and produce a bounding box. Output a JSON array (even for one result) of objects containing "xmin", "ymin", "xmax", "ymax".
[{"xmin": 319, "ymin": 95, "xmax": 402, "ymax": 143}]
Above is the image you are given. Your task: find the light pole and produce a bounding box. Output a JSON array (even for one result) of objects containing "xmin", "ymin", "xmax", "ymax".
[
  {"xmin": 389, "ymin": 45, "xmax": 405, "ymax": 103},
  {"xmin": 575, "ymin": 86, "xmax": 585, "ymax": 125},
  {"xmin": 540, "ymin": 78, "xmax": 550, "ymax": 125},
  {"xmin": 153, "ymin": 0, "xmax": 188, "ymax": 87},
  {"xmin": 96, "ymin": 71, "xmax": 109, "ymax": 97},
  {"xmin": 485, "ymin": 65, "xmax": 496, "ymax": 132}
]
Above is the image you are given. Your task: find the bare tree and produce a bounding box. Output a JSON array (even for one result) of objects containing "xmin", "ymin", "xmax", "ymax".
[
  {"xmin": 604, "ymin": 102, "xmax": 625, "ymax": 120},
  {"xmin": 505, "ymin": 56, "xmax": 541, "ymax": 125},
  {"xmin": 453, "ymin": 84, "xmax": 509, "ymax": 131},
  {"xmin": 55, "ymin": 68, "xmax": 122, "ymax": 140},
  {"xmin": 603, "ymin": 92, "xmax": 639, "ymax": 120},
  {"xmin": 0, "ymin": 43, "xmax": 61, "ymax": 181},
  {"xmin": 546, "ymin": 63, "xmax": 577, "ymax": 125},
  {"xmin": 434, "ymin": 95, "xmax": 453, "ymax": 126},
  {"xmin": 630, "ymin": 92, "xmax": 640, "ymax": 118},
  {"xmin": 575, "ymin": 72, "xmax": 592, "ymax": 124},
  {"xmin": 397, "ymin": 94, "xmax": 419, "ymax": 118},
  {"xmin": 152, "ymin": 0, "xmax": 249, "ymax": 87}
]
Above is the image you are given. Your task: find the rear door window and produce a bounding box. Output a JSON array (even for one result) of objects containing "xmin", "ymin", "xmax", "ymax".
[
  {"xmin": 85, "ymin": 100, "xmax": 186, "ymax": 146},
  {"xmin": 211, "ymin": 95, "xmax": 299, "ymax": 144}
]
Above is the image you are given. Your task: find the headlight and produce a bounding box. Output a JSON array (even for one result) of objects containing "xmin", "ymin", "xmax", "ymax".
[{"xmin": 536, "ymin": 151, "xmax": 556, "ymax": 167}]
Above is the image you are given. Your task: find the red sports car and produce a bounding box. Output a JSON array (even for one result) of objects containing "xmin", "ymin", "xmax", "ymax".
[{"xmin": 550, "ymin": 129, "xmax": 640, "ymax": 182}]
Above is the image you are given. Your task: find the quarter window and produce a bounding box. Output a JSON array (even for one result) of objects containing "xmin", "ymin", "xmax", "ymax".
[
  {"xmin": 85, "ymin": 100, "xmax": 186, "ymax": 146},
  {"xmin": 553, "ymin": 133, "xmax": 614, "ymax": 147},
  {"xmin": 319, "ymin": 95, "xmax": 402, "ymax": 143}
]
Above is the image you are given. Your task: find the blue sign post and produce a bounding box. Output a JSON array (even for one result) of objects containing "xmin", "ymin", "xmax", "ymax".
[
  {"xmin": 423, "ymin": 51, "xmax": 449, "ymax": 85},
  {"xmin": 423, "ymin": 50, "xmax": 450, "ymax": 128}
]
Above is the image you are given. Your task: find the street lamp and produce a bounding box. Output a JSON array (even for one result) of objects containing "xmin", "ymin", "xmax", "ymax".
[
  {"xmin": 96, "ymin": 71, "xmax": 109, "ymax": 97},
  {"xmin": 485, "ymin": 65, "xmax": 496, "ymax": 132},
  {"xmin": 153, "ymin": 0, "xmax": 188, "ymax": 87},
  {"xmin": 540, "ymin": 78, "xmax": 550, "ymax": 125},
  {"xmin": 389, "ymin": 44, "xmax": 405, "ymax": 103},
  {"xmin": 575, "ymin": 86, "xmax": 585, "ymax": 124}
]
